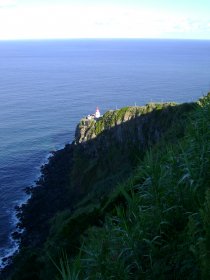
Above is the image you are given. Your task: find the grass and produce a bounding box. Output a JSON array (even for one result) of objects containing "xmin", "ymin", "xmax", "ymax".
[
  {"xmin": 56, "ymin": 94, "xmax": 210, "ymax": 279},
  {"xmin": 4, "ymin": 96, "xmax": 209, "ymax": 280}
]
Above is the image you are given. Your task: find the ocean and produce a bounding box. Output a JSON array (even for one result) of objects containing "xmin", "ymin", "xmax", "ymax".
[{"xmin": 0, "ymin": 39, "xmax": 210, "ymax": 266}]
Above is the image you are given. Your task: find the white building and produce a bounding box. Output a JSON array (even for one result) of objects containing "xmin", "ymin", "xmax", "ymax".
[{"xmin": 95, "ymin": 107, "xmax": 101, "ymax": 119}]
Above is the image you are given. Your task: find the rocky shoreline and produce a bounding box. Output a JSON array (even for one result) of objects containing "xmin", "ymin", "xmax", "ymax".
[{"xmin": 1, "ymin": 101, "xmax": 196, "ymax": 279}]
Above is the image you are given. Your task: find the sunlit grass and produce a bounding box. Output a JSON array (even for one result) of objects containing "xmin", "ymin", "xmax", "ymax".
[{"xmin": 56, "ymin": 94, "xmax": 210, "ymax": 279}]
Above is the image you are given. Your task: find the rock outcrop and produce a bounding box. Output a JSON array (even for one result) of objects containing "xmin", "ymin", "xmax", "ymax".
[
  {"xmin": 1, "ymin": 100, "xmax": 196, "ymax": 280},
  {"xmin": 74, "ymin": 102, "xmax": 193, "ymax": 155}
]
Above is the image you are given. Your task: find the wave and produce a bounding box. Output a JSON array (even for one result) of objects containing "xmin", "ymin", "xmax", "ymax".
[{"xmin": 0, "ymin": 151, "xmax": 53, "ymax": 270}]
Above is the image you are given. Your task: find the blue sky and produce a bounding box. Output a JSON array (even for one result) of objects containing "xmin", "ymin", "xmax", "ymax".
[{"xmin": 0, "ymin": 0, "xmax": 210, "ymax": 40}]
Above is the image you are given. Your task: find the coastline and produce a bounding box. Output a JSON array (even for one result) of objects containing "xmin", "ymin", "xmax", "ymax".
[
  {"xmin": 0, "ymin": 149, "xmax": 62, "ymax": 270},
  {"xmin": 1, "ymin": 102, "xmax": 194, "ymax": 272},
  {"xmin": 1, "ymin": 95, "xmax": 210, "ymax": 279}
]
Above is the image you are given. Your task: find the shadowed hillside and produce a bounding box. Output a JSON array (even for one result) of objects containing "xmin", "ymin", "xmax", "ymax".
[{"xmin": 2, "ymin": 95, "xmax": 210, "ymax": 280}]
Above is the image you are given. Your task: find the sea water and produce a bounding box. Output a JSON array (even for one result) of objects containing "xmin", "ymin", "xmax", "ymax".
[{"xmin": 0, "ymin": 39, "xmax": 210, "ymax": 266}]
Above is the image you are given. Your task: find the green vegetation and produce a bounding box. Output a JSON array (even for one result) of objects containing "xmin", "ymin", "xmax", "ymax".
[
  {"xmin": 2, "ymin": 95, "xmax": 209, "ymax": 279},
  {"xmin": 56, "ymin": 94, "xmax": 210, "ymax": 279},
  {"xmin": 79, "ymin": 103, "xmax": 179, "ymax": 139}
]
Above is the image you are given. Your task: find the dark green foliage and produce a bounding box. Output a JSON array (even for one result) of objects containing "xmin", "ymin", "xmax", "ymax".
[
  {"xmin": 58, "ymin": 94, "xmax": 210, "ymax": 279},
  {"xmin": 2, "ymin": 96, "xmax": 209, "ymax": 280}
]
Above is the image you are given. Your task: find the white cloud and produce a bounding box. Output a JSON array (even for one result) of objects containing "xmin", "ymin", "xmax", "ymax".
[
  {"xmin": 0, "ymin": 0, "xmax": 16, "ymax": 8},
  {"xmin": 0, "ymin": 3, "xmax": 209, "ymax": 40}
]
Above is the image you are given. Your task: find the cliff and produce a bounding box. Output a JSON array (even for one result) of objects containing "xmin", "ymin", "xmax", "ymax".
[
  {"xmin": 75, "ymin": 103, "xmax": 177, "ymax": 144},
  {"xmin": 1, "ymin": 95, "xmax": 210, "ymax": 280}
]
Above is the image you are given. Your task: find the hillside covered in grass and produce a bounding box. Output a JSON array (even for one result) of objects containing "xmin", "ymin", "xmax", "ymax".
[{"xmin": 2, "ymin": 94, "xmax": 210, "ymax": 280}]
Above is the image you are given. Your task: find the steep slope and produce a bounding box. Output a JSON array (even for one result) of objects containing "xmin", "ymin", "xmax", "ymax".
[
  {"xmin": 1, "ymin": 100, "xmax": 198, "ymax": 279},
  {"xmin": 63, "ymin": 94, "xmax": 210, "ymax": 280}
]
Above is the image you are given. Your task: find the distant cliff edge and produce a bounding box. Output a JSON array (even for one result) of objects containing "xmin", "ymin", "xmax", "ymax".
[{"xmin": 2, "ymin": 95, "xmax": 210, "ymax": 280}]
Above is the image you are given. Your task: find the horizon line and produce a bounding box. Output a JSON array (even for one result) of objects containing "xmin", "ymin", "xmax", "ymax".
[{"xmin": 0, "ymin": 37, "xmax": 210, "ymax": 42}]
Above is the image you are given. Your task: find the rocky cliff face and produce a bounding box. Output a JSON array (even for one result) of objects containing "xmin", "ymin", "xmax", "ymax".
[
  {"xmin": 74, "ymin": 102, "xmax": 190, "ymax": 150},
  {"xmin": 1, "ymin": 100, "xmax": 196, "ymax": 280},
  {"xmin": 75, "ymin": 118, "xmax": 97, "ymax": 143},
  {"xmin": 70, "ymin": 102, "xmax": 195, "ymax": 197}
]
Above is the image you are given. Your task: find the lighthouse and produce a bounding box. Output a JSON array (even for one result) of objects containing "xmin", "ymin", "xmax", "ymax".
[{"xmin": 95, "ymin": 107, "xmax": 101, "ymax": 119}]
